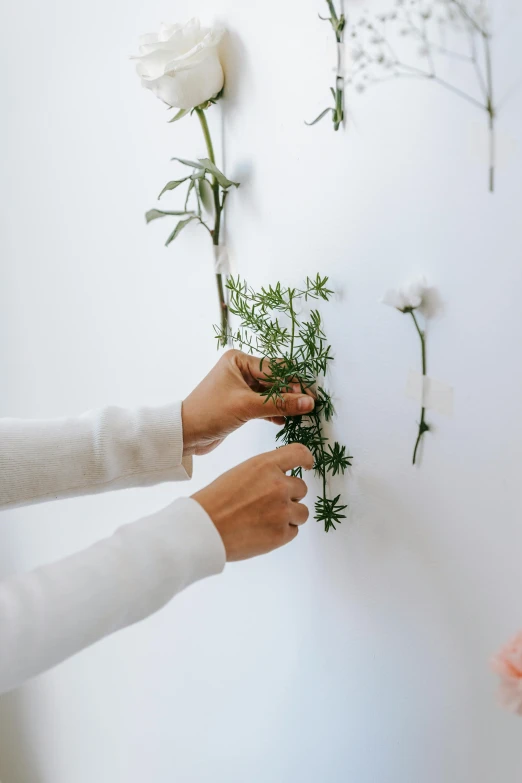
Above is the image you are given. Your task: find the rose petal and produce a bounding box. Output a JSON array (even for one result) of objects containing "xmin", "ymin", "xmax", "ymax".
[
  {"xmin": 144, "ymin": 53, "xmax": 224, "ymax": 109},
  {"xmin": 133, "ymin": 19, "xmax": 225, "ymax": 106},
  {"xmin": 498, "ymin": 675, "xmax": 522, "ymax": 715}
]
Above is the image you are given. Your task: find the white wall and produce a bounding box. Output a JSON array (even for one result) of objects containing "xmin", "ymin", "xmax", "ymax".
[{"xmin": 1, "ymin": 0, "xmax": 522, "ymax": 780}]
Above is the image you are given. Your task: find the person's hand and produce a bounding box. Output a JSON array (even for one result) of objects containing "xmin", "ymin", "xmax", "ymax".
[
  {"xmin": 182, "ymin": 349, "xmax": 315, "ymax": 456},
  {"xmin": 192, "ymin": 443, "xmax": 314, "ymax": 561}
]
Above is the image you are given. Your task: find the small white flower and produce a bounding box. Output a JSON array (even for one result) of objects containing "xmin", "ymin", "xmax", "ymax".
[
  {"xmin": 133, "ymin": 19, "xmax": 225, "ymax": 110},
  {"xmin": 381, "ymin": 277, "xmax": 428, "ymax": 312}
]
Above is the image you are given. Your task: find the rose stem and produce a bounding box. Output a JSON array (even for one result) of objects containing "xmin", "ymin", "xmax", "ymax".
[
  {"xmin": 195, "ymin": 107, "xmax": 229, "ymax": 343},
  {"xmin": 410, "ymin": 310, "xmax": 429, "ymax": 466}
]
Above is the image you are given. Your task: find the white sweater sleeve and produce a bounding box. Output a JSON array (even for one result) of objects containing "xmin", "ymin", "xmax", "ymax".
[
  {"xmin": 0, "ymin": 498, "xmax": 226, "ymax": 694},
  {"xmin": 0, "ymin": 401, "xmax": 193, "ymax": 509},
  {"xmin": 0, "ymin": 403, "xmax": 227, "ymax": 693}
]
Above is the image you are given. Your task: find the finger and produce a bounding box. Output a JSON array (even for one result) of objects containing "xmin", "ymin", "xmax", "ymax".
[
  {"xmin": 286, "ymin": 476, "xmax": 308, "ymax": 502},
  {"xmin": 273, "ymin": 443, "xmax": 314, "ymax": 473},
  {"xmin": 233, "ymin": 352, "xmax": 273, "ymax": 390},
  {"xmin": 235, "ymin": 353, "xmax": 315, "ymax": 398},
  {"xmin": 289, "ymin": 501, "xmax": 309, "ymax": 526},
  {"xmin": 285, "ymin": 524, "xmax": 300, "ymax": 543},
  {"xmin": 234, "ymin": 352, "xmax": 315, "ymax": 419},
  {"xmin": 267, "ymin": 417, "xmax": 286, "ymax": 426},
  {"xmin": 233, "ymin": 352, "xmax": 314, "ymax": 419},
  {"xmin": 255, "ymin": 392, "xmax": 315, "ymax": 419}
]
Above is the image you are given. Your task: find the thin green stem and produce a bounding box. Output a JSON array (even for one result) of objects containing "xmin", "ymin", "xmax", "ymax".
[
  {"xmin": 410, "ymin": 310, "xmax": 426, "ymax": 375},
  {"xmin": 195, "ymin": 107, "xmax": 229, "ymax": 343},
  {"xmin": 287, "ymin": 288, "xmax": 329, "ymax": 511},
  {"xmin": 327, "ymin": 1, "xmax": 344, "ymax": 130},
  {"xmin": 450, "ymin": 0, "xmax": 485, "ymax": 36},
  {"xmin": 196, "ymin": 107, "xmax": 216, "ymax": 164},
  {"xmin": 334, "ymin": 78, "xmax": 344, "ymax": 131},
  {"xmin": 313, "ymin": 410, "xmax": 328, "ymax": 496},
  {"xmin": 410, "ymin": 310, "xmax": 428, "ymax": 466},
  {"xmin": 392, "ymin": 60, "xmax": 487, "ymax": 111},
  {"xmin": 289, "ymin": 290, "xmax": 296, "ymax": 358},
  {"xmin": 326, "ymin": 0, "xmax": 338, "ymax": 26},
  {"xmin": 432, "ymin": 75, "xmax": 487, "ymax": 112},
  {"xmin": 483, "ymin": 33, "xmax": 495, "ymax": 192}
]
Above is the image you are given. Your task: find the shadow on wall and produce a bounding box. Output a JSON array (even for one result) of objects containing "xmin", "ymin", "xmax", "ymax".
[
  {"xmin": 219, "ymin": 28, "xmax": 254, "ymax": 197},
  {"xmin": 0, "ymin": 548, "xmax": 44, "ymax": 783},
  {"xmin": 316, "ymin": 463, "xmax": 465, "ymax": 624},
  {"xmin": 302, "ymin": 465, "xmax": 490, "ymax": 777},
  {"xmin": 0, "ymin": 689, "xmax": 44, "ymax": 783}
]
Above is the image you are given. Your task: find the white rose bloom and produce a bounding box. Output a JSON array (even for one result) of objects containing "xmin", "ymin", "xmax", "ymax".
[
  {"xmin": 381, "ymin": 277, "xmax": 428, "ymax": 312},
  {"xmin": 133, "ymin": 19, "xmax": 225, "ymax": 110}
]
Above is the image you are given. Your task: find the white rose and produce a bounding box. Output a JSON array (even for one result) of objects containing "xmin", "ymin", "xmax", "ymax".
[
  {"xmin": 381, "ymin": 277, "xmax": 428, "ymax": 312},
  {"xmin": 133, "ymin": 19, "xmax": 225, "ymax": 110}
]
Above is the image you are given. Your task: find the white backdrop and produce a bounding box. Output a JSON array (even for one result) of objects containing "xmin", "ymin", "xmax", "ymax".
[{"xmin": 1, "ymin": 0, "xmax": 522, "ymax": 781}]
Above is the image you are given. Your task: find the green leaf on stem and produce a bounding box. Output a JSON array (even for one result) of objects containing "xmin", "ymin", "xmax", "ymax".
[
  {"xmin": 146, "ymin": 209, "xmax": 193, "ymax": 223},
  {"xmin": 171, "ymin": 157, "xmax": 204, "ymax": 169},
  {"xmin": 165, "ymin": 216, "xmax": 198, "ymax": 247},
  {"xmin": 168, "ymin": 108, "xmax": 190, "ymax": 123},
  {"xmin": 198, "ymin": 158, "xmax": 240, "ymax": 189},
  {"xmin": 158, "ymin": 178, "xmax": 189, "ymax": 199},
  {"xmin": 198, "ymin": 178, "xmax": 214, "ymax": 215},
  {"xmin": 323, "ymin": 442, "xmax": 352, "ymax": 476},
  {"xmin": 190, "ymin": 169, "xmax": 205, "ymax": 181},
  {"xmin": 184, "ymin": 179, "xmax": 195, "ymax": 212},
  {"xmin": 305, "ymin": 107, "xmax": 333, "ymax": 126}
]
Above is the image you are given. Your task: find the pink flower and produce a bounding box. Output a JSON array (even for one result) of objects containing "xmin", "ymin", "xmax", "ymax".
[{"xmin": 491, "ymin": 631, "xmax": 522, "ymax": 715}]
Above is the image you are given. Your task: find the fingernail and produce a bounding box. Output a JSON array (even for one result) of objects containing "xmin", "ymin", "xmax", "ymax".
[{"xmin": 298, "ymin": 396, "xmax": 314, "ymax": 412}]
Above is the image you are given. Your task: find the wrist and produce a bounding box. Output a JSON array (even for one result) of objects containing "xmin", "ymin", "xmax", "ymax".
[{"xmin": 181, "ymin": 400, "xmax": 199, "ymax": 457}]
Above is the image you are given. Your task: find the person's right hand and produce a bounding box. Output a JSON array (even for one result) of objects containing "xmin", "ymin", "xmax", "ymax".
[{"xmin": 192, "ymin": 444, "xmax": 314, "ymax": 561}]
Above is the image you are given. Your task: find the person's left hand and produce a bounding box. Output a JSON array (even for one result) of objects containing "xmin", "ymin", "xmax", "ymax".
[{"xmin": 182, "ymin": 350, "xmax": 315, "ymax": 456}]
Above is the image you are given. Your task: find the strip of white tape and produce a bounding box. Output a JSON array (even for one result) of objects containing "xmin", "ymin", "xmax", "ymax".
[
  {"xmin": 467, "ymin": 120, "xmax": 518, "ymax": 172},
  {"xmin": 213, "ymin": 244, "xmax": 230, "ymax": 275},
  {"xmin": 335, "ymin": 42, "xmax": 350, "ymax": 79},
  {"xmin": 405, "ymin": 371, "xmax": 454, "ymax": 417}
]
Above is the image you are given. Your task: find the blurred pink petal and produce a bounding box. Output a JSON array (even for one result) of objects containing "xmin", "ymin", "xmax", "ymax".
[{"xmin": 491, "ymin": 631, "xmax": 522, "ymax": 716}]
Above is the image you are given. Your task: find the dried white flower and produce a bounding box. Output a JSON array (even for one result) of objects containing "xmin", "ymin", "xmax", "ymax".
[{"xmin": 381, "ymin": 277, "xmax": 429, "ymax": 312}]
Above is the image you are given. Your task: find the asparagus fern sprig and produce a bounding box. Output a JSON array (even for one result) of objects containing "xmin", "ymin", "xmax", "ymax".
[{"xmin": 216, "ymin": 274, "xmax": 352, "ymax": 532}]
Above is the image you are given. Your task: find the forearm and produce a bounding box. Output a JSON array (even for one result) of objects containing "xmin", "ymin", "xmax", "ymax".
[
  {"xmin": 0, "ymin": 497, "xmax": 225, "ymax": 694},
  {"xmin": 0, "ymin": 402, "xmax": 192, "ymax": 509}
]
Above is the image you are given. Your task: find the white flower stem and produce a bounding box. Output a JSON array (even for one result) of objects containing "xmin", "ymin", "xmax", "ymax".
[
  {"xmin": 195, "ymin": 107, "xmax": 229, "ymax": 343},
  {"xmin": 483, "ymin": 32, "xmax": 495, "ymax": 192},
  {"xmin": 332, "ymin": 1, "xmax": 344, "ymax": 131},
  {"xmin": 410, "ymin": 310, "xmax": 429, "ymax": 466}
]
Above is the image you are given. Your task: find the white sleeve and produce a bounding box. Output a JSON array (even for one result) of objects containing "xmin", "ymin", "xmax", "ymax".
[
  {"xmin": 0, "ymin": 402, "xmax": 193, "ymax": 509},
  {"xmin": 0, "ymin": 497, "xmax": 226, "ymax": 694}
]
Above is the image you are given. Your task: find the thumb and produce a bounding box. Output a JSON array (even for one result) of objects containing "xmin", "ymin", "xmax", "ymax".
[{"xmin": 249, "ymin": 391, "xmax": 315, "ymax": 420}]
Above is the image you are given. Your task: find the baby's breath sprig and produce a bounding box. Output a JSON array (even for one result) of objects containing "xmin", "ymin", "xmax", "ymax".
[
  {"xmin": 215, "ymin": 274, "xmax": 352, "ymax": 532},
  {"xmin": 348, "ymin": 0, "xmax": 496, "ymax": 191},
  {"xmin": 307, "ymin": 0, "xmax": 346, "ymax": 131}
]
